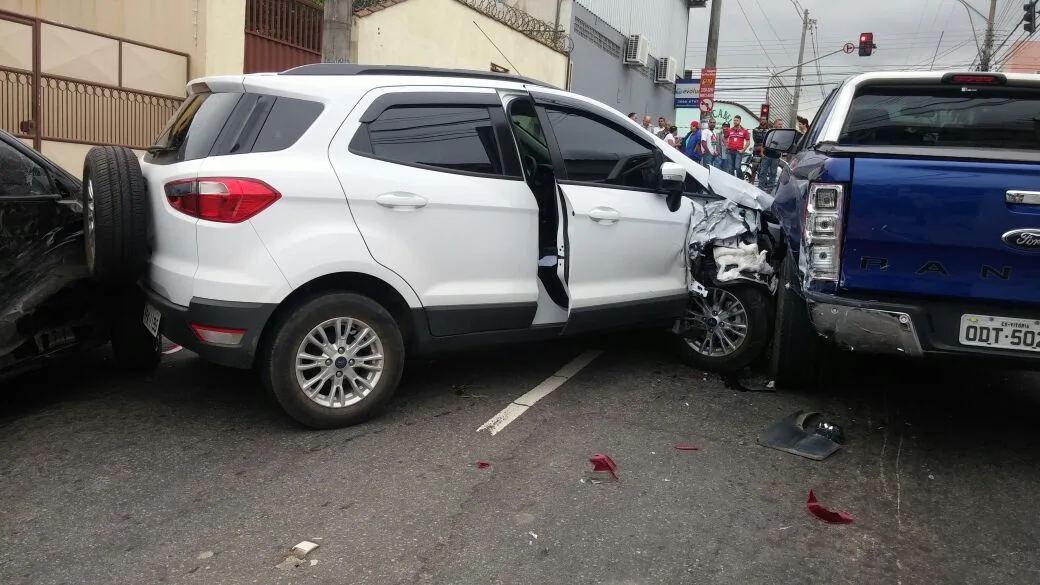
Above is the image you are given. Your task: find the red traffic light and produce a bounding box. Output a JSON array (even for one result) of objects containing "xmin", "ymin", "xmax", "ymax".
[
  {"xmin": 859, "ymin": 32, "xmax": 875, "ymax": 56},
  {"xmin": 760, "ymin": 103, "xmax": 771, "ymax": 120}
]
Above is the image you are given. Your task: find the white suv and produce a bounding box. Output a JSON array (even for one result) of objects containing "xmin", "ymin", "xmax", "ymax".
[{"xmin": 81, "ymin": 64, "xmax": 773, "ymax": 429}]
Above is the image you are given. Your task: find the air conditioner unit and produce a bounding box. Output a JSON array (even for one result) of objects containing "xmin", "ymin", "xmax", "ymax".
[
  {"xmin": 624, "ymin": 35, "xmax": 649, "ymax": 67},
  {"xmin": 655, "ymin": 57, "xmax": 677, "ymax": 83},
  {"xmin": 683, "ymin": 69, "xmax": 694, "ymax": 80}
]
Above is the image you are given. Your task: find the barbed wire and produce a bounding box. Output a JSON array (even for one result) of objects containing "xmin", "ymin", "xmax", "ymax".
[{"xmin": 457, "ymin": 0, "xmax": 572, "ymax": 53}]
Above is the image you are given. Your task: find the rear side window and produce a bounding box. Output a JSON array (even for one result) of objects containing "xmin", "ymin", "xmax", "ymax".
[
  {"xmin": 146, "ymin": 92, "xmax": 242, "ymax": 164},
  {"xmin": 145, "ymin": 92, "xmax": 324, "ymax": 165},
  {"xmin": 839, "ymin": 85, "xmax": 1040, "ymax": 150},
  {"xmin": 352, "ymin": 105, "xmax": 504, "ymax": 176}
]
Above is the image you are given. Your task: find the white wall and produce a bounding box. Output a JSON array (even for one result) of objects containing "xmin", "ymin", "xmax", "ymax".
[{"xmin": 575, "ymin": 0, "xmax": 689, "ymax": 71}]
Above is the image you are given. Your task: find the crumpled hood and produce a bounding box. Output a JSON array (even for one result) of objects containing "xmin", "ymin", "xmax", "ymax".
[{"xmin": 652, "ymin": 135, "xmax": 775, "ymax": 211}]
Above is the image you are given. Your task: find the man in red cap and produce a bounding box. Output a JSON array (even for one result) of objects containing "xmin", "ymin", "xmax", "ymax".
[{"xmin": 682, "ymin": 120, "xmax": 701, "ymax": 163}]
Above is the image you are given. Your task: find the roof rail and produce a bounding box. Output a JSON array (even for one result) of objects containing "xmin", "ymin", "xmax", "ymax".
[{"xmin": 279, "ymin": 63, "xmax": 556, "ymax": 89}]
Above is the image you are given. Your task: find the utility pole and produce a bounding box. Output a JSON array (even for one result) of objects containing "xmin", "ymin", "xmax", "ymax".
[
  {"xmin": 704, "ymin": 0, "xmax": 723, "ymax": 70},
  {"xmin": 322, "ymin": 0, "xmax": 353, "ymax": 63},
  {"xmin": 979, "ymin": 0, "xmax": 999, "ymax": 71},
  {"xmin": 790, "ymin": 9, "xmax": 812, "ymax": 129}
]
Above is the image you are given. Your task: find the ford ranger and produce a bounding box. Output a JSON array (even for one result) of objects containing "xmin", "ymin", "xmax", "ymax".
[{"xmin": 762, "ymin": 71, "xmax": 1040, "ymax": 387}]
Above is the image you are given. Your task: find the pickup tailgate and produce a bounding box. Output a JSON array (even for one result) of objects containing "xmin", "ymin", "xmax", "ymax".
[
  {"xmin": 842, "ymin": 158, "xmax": 1040, "ymax": 304},
  {"xmin": 835, "ymin": 76, "xmax": 1040, "ymax": 305}
]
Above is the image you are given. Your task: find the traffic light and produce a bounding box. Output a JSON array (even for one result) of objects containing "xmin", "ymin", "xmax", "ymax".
[
  {"xmin": 1025, "ymin": 2, "xmax": 1037, "ymax": 34},
  {"xmin": 760, "ymin": 103, "xmax": 771, "ymax": 121},
  {"xmin": 858, "ymin": 32, "xmax": 875, "ymax": 56}
]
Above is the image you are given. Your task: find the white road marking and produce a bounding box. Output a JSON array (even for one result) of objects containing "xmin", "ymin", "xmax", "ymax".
[{"xmin": 476, "ymin": 349, "xmax": 603, "ymax": 436}]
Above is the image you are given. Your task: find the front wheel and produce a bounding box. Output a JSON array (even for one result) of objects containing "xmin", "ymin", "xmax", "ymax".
[
  {"xmin": 260, "ymin": 293, "xmax": 405, "ymax": 429},
  {"xmin": 674, "ymin": 284, "xmax": 772, "ymax": 373}
]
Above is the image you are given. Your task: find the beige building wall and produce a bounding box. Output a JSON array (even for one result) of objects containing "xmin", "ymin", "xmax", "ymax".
[
  {"xmin": 353, "ymin": 0, "xmax": 570, "ymax": 88},
  {"xmin": 0, "ymin": 0, "xmax": 245, "ymax": 80},
  {"xmin": 503, "ymin": 0, "xmax": 572, "ymax": 32},
  {"xmin": 1003, "ymin": 41, "xmax": 1040, "ymax": 74}
]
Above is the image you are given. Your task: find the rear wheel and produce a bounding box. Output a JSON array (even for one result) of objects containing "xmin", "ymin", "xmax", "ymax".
[
  {"xmin": 675, "ymin": 284, "xmax": 772, "ymax": 373},
  {"xmin": 82, "ymin": 146, "xmax": 149, "ymax": 288},
  {"xmin": 770, "ymin": 256, "xmax": 824, "ymax": 389},
  {"xmin": 261, "ymin": 293, "xmax": 405, "ymax": 429}
]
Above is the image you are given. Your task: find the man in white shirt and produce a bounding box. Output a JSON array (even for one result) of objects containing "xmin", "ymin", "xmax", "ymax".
[{"xmin": 699, "ymin": 118, "xmax": 721, "ymax": 168}]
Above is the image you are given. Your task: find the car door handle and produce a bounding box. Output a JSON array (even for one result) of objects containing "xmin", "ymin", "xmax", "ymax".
[
  {"xmin": 589, "ymin": 207, "xmax": 620, "ymax": 224},
  {"xmin": 1007, "ymin": 190, "xmax": 1040, "ymax": 205},
  {"xmin": 376, "ymin": 192, "xmax": 428, "ymax": 209}
]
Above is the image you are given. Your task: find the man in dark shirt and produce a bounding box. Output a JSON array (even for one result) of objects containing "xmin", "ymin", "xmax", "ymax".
[
  {"xmin": 757, "ymin": 119, "xmax": 784, "ymax": 191},
  {"xmin": 752, "ymin": 115, "xmax": 770, "ymax": 158}
]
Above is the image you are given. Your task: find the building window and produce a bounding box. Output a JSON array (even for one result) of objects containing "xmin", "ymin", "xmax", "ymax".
[
  {"xmin": 490, "ymin": 63, "xmax": 510, "ymax": 73},
  {"xmin": 365, "ymin": 105, "xmax": 504, "ymax": 176}
]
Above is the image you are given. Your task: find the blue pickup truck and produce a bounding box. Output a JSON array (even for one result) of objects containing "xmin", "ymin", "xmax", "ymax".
[{"xmin": 763, "ymin": 71, "xmax": 1040, "ymax": 387}]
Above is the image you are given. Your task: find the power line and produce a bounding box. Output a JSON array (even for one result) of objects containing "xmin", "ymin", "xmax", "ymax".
[{"xmin": 733, "ymin": 0, "xmax": 778, "ymax": 68}]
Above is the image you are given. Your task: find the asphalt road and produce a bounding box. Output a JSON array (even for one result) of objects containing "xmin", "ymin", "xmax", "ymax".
[{"xmin": 2, "ymin": 333, "xmax": 1039, "ymax": 585}]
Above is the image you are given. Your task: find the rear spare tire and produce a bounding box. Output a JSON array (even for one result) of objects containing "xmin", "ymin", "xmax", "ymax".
[
  {"xmin": 260, "ymin": 292, "xmax": 405, "ymax": 429},
  {"xmin": 82, "ymin": 146, "xmax": 149, "ymax": 288},
  {"xmin": 770, "ymin": 256, "xmax": 824, "ymax": 389},
  {"xmin": 675, "ymin": 283, "xmax": 772, "ymax": 373}
]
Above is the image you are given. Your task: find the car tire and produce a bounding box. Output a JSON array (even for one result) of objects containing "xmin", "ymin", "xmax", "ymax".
[
  {"xmin": 675, "ymin": 283, "xmax": 772, "ymax": 374},
  {"xmin": 109, "ymin": 289, "xmax": 162, "ymax": 374},
  {"xmin": 770, "ymin": 255, "xmax": 823, "ymax": 389},
  {"xmin": 261, "ymin": 292, "xmax": 405, "ymax": 429},
  {"xmin": 82, "ymin": 145, "xmax": 149, "ymax": 288}
]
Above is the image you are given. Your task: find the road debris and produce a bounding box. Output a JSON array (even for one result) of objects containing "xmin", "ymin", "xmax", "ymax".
[
  {"xmin": 196, "ymin": 551, "xmax": 214, "ymax": 560},
  {"xmin": 475, "ymin": 461, "xmax": 491, "ymax": 469},
  {"xmin": 723, "ymin": 370, "xmax": 776, "ymax": 393},
  {"xmin": 674, "ymin": 444, "xmax": 699, "ymax": 451},
  {"xmin": 758, "ymin": 410, "xmax": 845, "ymax": 461},
  {"xmin": 588, "ymin": 453, "xmax": 618, "ymax": 481},
  {"xmin": 291, "ymin": 541, "xmax": 320, "ymax": 558},
  {"xmin": 806, "ymin": 490, "xmax": 855, "ymax": 525}
]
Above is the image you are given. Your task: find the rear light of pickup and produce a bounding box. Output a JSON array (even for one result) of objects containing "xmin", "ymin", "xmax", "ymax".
[
  {"xmin": 802, "ymin": 182, "xmax": 845, "ymax": 283},
  {"xmin": 165, "ymin": 178, "xmax": 280, "ymax": 223}
]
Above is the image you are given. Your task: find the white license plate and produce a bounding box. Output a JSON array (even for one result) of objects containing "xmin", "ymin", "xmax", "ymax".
[
  {"xmin": 142, "ymin": 304, "xmax": 162, "ymax": 338},
  {"xmin": 959, "ymin": 314, "xmax": 1040, "ymax": 353}
]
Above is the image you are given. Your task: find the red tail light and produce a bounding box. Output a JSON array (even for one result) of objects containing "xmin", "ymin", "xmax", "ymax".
[
  {"xmin": 165, "ymin": 178, "xmax": 280, "ymax": 223},
  {"xmin": 941, "ymin": 72, "xmax": 1006, "ymax": 85}
]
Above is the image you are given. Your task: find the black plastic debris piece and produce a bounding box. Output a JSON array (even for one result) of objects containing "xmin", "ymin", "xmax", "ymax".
[
  {"xmin": 757, "ymin": 410, "xmax": 845, "ymax": 461},
  {"xmin": 722, "ymin": 369, "xmax": 776, "ymax": 393}
]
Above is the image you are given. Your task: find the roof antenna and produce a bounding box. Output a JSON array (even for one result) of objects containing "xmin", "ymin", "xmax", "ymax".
[{"xmin": 473, "ymin": 21, "xmax": 522, "ymax": 76}]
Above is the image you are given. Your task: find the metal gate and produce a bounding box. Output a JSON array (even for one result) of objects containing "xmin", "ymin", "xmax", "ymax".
[
  {"xmin": 0, "ymin": 9, "xmax": 187, "ymax": 152},
  {"xmin": 244, "ymin": 0, "xmax": 323, "ymax": 74}
]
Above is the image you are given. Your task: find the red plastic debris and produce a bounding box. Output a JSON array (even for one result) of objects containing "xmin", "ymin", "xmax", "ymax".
[
  {"xmin": 475, "ymin": 461, "xmax": 491, "ymax": 469},
  {"xmin": 589, "ymin": 453, "xmax": 618, "ymax": 479},
  {"xmin": 674, "ymin": 444, "xmax": 699, "ymax": 451},
  {"xmin": 806, "ymin": 490, "xmax": 854, "ymax": 525}
]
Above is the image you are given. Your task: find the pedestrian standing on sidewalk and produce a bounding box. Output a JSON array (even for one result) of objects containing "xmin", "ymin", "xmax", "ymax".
[
  {"xmin": 682, "ymin": 121, "xmax": 701, "ymax": 163},
  {"xmin": 719, "ymin": 122, "xmax": 732, "ymax": 174},
  {"xmin": 725, "ymin": 115, "xmax": 751, "ymax": 178},
  {"xmin": 700, "ymin": 118, "xmax": 721, "ymax": 169},
  {"xmin": 757, "ymin": 118, "xmax": 784, "ymax": 192}
]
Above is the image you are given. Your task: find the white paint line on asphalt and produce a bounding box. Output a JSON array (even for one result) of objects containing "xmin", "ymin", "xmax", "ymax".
[{"xmin": 476, "ymin": 349, "xmax": 603, "ymax": 436}]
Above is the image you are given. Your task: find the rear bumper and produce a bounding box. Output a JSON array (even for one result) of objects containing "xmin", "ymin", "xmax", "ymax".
[
  {"xmin": 805, "ymin": 291, "xmax": 1040, "ymax": 367},
  {"xmin": 142, "ymin": 285, "xmax": 277, "ymax": 369}
]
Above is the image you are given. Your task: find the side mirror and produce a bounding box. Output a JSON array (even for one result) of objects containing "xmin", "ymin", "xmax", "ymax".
[
  {"xmin": 659, "ymin": 161, "xmax": 686, "ymax": 212},
  {"xmin": 764, "ymin": 128, "xmax": 798, "ymax": 153}
]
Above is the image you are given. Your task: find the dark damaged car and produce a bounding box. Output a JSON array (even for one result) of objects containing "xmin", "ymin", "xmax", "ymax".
[{"xmin": 0, "ymin": 130, "xmax": 161, "ymax": 380}]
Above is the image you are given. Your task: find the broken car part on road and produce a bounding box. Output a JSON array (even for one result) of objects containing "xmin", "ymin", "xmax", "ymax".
[{"xmin": 757, "ymin": 410, "xmax": 846, "ymax": 461}]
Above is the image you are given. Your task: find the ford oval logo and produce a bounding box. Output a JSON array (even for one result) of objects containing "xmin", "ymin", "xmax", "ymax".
[{"xmin": 1001, "ymin": 229, "xmax": 1040, "ymax": 253}]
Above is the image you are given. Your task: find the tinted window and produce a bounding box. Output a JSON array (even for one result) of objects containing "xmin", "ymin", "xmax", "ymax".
[
  {"xmin": 0, "ymin": 141, "xmax": 50, "ymax": 198},
  {"xmin": 840, "ymin": 85, "xmax": 1040, "ymax": 149},
  {"xmin": 363, "ymin": 106, "xmax": 504, "ymax": 175},
  {"xmin": 145, "ymin": 92, "xmax": 243, "ymax": 164},
  {"xmin": 544, "ymin": 107, "xmax": 657, "ymax": 189},
  {"xmin": 253, "ymin": 96, "xmax": 324, "ymax": 152}
]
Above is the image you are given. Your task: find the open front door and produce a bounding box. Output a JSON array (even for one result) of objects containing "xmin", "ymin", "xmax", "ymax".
[
  {"xmin": 526, "ymin": 89, "xmax": 691, "ymax": 334},
  {"xmin": 501, "ymin": 93, "xmax": 571, "ymax": 327}
]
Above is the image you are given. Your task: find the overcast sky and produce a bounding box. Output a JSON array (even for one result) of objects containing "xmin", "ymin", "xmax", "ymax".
[{"xmin": 684, "ymin": 0, "xmax": 1026, "ymax": 119}]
